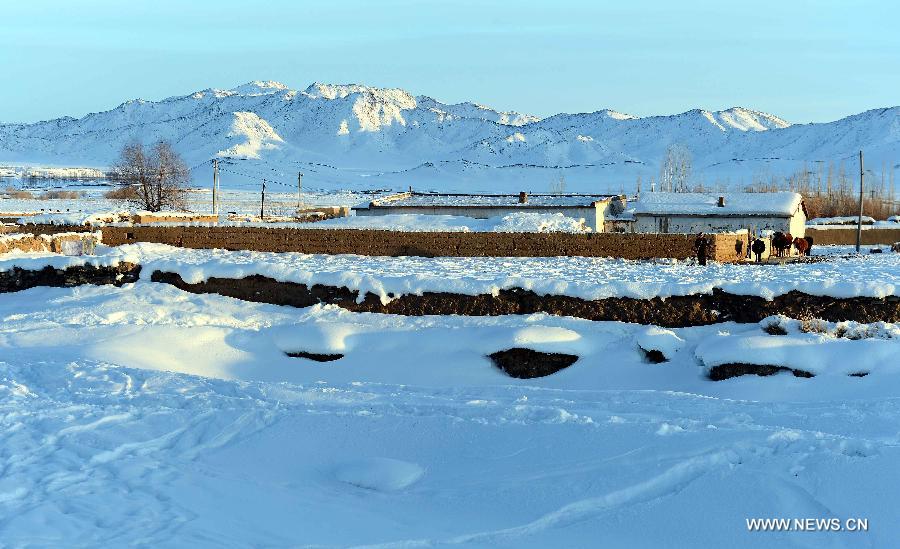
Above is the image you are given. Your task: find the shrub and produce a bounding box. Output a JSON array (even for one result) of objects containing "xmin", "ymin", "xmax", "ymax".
[
  {"xmin": 104, "ymin": 186, "xmax": 140, "ymax": 200},
  {"xmin": 760, "ymin": 315, "xmax": 790, "ymax": 335},
  {"xmin": 800, "ymin": 318, "xmax": 829, "ymax": 334},
  {"xmin": 40, "ymin": 190, "xmax": 81, "ymax": 199},
  {"xmin": 3, "ymin": 187, "xmax": 34, "ymax": 199}
]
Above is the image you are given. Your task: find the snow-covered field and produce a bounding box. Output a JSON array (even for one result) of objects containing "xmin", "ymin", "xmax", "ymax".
[
  {"xmin": 3, "ymin": 242, "xmax": 898, "ymax": 303},
  {"xmin": 0, "ymin": 184, "xmax": 371, "ymax": 218},
  {"xmin": 2, "ymin": 278, "xmax": 899, "ymax": 547},
  {"xmin": 3, "ymin": 241, "xmax": 900, "ymax": 546}
]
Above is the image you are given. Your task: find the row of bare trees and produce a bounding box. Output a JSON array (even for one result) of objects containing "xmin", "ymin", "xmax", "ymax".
[
  {"xmin": 637, "ymin": 145, "xmax": 898, "ymax": 219},
  {"xmin": 743, "ymin": 161, "xmax": 897, "ymax": 219}
]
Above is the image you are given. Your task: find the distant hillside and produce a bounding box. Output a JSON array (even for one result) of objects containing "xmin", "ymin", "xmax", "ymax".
[{"xmin": 0, "ymin": 80, "xmax": 896, "ymax": 193}]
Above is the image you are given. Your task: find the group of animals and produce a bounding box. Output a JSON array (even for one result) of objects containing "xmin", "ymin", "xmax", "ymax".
[{"xmin": 751, "ymin": 232, "xmax": 814, "ymax": 261}]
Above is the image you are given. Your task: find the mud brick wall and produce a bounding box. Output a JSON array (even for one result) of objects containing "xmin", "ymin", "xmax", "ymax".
[
  {"xmin": 806, "ymin": 227, "xmax": 900, "ymax": 246},
  {"xmin": 99, "ymin": 225, "xmax": 742, "ymax": 261},
  {"xmin": 707, "ymin": 233, "xmax": 747, "ymax": 262},
  {"xmin": 0, "ymin": 232, "xmax": 99, "ymax": 254},
  {"xmin": 132, "ymin": 213, "xmax": 219, "ymax": 224},
  {"xmin": 15, "ymin": 223, "xmax": 96, "ymax": 235}
]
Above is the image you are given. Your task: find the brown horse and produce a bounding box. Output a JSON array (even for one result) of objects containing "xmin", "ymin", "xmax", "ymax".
[{"xmin": 793, "ymin": 237, "xmax": 808, "ymax": 256}]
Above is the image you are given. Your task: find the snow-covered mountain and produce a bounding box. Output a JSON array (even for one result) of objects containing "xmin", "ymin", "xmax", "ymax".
[{"xmin": 0, "ymin": 80, "xmax": 897, "ymax": 193}]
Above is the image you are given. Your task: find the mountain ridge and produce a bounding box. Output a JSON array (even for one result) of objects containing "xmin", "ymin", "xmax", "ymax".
[{"xmin": 1, "ymin": 80, "xmax": 897, "ymax": 193}]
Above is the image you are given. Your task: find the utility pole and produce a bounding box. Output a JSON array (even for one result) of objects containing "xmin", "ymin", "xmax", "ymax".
[
  {"xmin": 260, "ymin": 179, "xmax": 266, "ymax": 220},
  {"xmin": 212, "ymin": 159, "xmax": 219, "ymax": 215},
  {"xmin": 297, "ymin": 172, "xmax": 303, "ymax": 211},
  {"xmin": 856, "ymin": 150, "xmax": 864, "ymax": 253}
]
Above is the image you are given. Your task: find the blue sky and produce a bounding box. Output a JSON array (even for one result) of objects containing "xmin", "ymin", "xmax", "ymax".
[{"xmin": 1, "ymin": 0, "xmax": 897, "ymax": 123}]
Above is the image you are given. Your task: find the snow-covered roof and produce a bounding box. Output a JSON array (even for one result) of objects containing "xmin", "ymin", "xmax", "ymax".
[
  {"xmin": 366, "ymin": 192, "xmax": 614, "ymax": 208},
  {"xmin": 633, "ymin": 192, "xmax": 804, "ymax": 217}
]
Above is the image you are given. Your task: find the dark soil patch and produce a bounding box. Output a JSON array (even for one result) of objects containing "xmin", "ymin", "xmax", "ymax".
[
  {"xmin": 762, "ymin": 322, "xmax": 788, "ymax": 336},
  {"xmin": 151, "ymin": 271, "xmax": 900, "ymax": 328},
  {"xmin": 488, "ymin": 348, "xmax": 579, "ymax": 379},
  {"xmin": 708, "ymin": 363, "xmax": 815, "ymax": 381},
  {"xmin": 640, "ymin": 348, "xmax": 668, "ymax": 363},
  {"xmin": 284, "ymin": 351, "xmax": 344, "ymax": 362},
  {"xmin": 1, "ymin": 263, "xmax": 141, "ymax": 293}
]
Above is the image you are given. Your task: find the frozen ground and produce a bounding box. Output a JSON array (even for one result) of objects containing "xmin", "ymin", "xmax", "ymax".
[
  {"xmin": 1, "ymin": 280, "xmax": 899, "ymax": 547},
  {"xmin": 3, "ymin": 242, "xmax": 897, "ymax": 303},
  {"xmin": 0, "ymin": 184, "xmax": 371, "ymax": 218}
]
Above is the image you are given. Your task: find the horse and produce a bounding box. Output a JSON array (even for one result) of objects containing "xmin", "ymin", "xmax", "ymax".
[
  {"xmin": 793, "ymin": 237, "xmax": 808, "ymax": 256},
  {"xmin": 804, "ymin": 236, "xmax": 814, "ymax": 256},
  {"xmin": 751, "ymin": 239, "xmax": 767, "ymax": 262},
  {"xmin": 772, "ymin": 232, "xmax": 794, "ymax": 258}
]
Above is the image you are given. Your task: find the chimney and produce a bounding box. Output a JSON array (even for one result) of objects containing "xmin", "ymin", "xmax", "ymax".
[
  {"xmin": 717, "ymin": 196, "xmax": 725, "ymax": 207},
  {"xmin": 519, "ymin": 191, "xmax": 528, "ymax": 204}
]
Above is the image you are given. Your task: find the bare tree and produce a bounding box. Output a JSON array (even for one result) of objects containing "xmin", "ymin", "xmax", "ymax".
[
  {"xmin": 659, "ymin": 144, "xmax": 692, "ymax": 192},
  {"xmin": 110, "ymin": 141, "xmax": 190, "ymax": 212},
  {"xmin": 549, "ymin": 175, "xmax": 567, "ymax": 193}
]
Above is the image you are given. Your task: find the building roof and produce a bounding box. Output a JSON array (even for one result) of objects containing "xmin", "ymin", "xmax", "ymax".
[
  {"xmin": 632, "ymin": 192, "xmax": 804, "ymax": 217},
  {"xmin": 362, "ymin": 192, "xmax": 614, "ymax": 209}
]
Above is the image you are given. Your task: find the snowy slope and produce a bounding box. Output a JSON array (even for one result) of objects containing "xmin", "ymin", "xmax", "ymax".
[
  {"xmin": 1, "ymin": 282, "xmax": 899, "ymax": 546},
  {"xmin": 0, "ymin": 80, "xmax": 897, "ymax": 193}
]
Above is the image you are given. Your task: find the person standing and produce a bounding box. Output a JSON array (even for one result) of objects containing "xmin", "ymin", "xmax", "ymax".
[{"xmin": 694, "ymin": 232, "xmax": 709, "ymax": 266}]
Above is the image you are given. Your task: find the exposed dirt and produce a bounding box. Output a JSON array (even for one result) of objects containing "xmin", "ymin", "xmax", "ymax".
[
  {"xmin": 487, "ymin": 348, "xmax": 579, "ymax": 379},
  {"xmin": 284, "ymin": 351, "xmax": 344, "ymax": 362},
  {"xmin": 708, "ymin": 363, "xmax": 815, "ymax": 381},
  {"xmin": 1, "ymin": 263, "xmax": 141, "ymax": 293},
  {"xmin": 640, "ymin": 348, "xmax": 668, "ymax": 363},
  {"xmin": 151, "ymin": 271, "xmax": 900, "ymax": 328}
]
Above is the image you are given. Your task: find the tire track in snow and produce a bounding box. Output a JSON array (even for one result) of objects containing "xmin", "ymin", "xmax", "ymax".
[{"xmin": 356, "ymin": 448, "xmax": 742, "ymax": 548}]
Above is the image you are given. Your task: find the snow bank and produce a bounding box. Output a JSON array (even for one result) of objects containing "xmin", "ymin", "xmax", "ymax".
[
  {"xmin": 695, "ymin": 330, "xmax": 900, "ymax": 377},
  {"xmin": 807, "ymin": 216, "xmax": 876, "ymax": 226},
  {"xmin": 636, "ymin": 327, "xmax": 685, "ymax": 358},
  {"xmin": 312, "ymin": 212, "xmax": 591, "ymax": 233},
  {"xmin": 19, "ymin": 211, "xmax": 132, "ymax": 226},
  {"xmin": 6, "ymin": 242, "xmax": 899, "ymax": 302},
  {"xmin": 123, "ymin": 243, "xmax": 900, "ymax": 302},
  {"xmin": 333, "ymin": 458, "xmax": 424, "ymax": 491}
]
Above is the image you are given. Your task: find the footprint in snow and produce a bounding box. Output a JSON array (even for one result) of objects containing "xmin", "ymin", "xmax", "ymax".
[{"xmin": 334, "ymin": 457, "xmax": 425, "ymax": 492}]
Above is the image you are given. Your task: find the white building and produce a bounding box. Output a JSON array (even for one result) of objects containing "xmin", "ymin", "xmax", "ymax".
[
  {"xmin": 631, "ymin": 192, "xmax": 807, "ymax": 236},
  {"xmin": 353, "ymin": 192, "xmax": 625, "ymax": 232}
]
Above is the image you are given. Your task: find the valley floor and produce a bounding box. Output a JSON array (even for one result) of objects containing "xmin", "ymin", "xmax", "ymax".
[{"xmin": 1, "ymin": 279, "xmax": 897, "ymax": 547}]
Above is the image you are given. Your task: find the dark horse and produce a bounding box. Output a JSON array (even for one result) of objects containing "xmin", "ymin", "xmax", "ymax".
[{"xmin": 772, "ymin": 232, "xmax": 794, "ymax": 258}]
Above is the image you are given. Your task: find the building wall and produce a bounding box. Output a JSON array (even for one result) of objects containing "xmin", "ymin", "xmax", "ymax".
[
  {"xmin": 788, "ymin": 208, "xmax": 807, "ymax": 238},
  {"xmin": 634, "ymin": 214, "xmax": 804, "ymax": 237},
  {"xmin": 355, "ymin": 205, "xmax": 605, "ymax": 231}
]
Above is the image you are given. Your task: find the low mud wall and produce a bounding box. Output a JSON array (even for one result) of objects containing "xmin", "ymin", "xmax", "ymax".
[
  {"xmin": 99, "ymin": 225, "xmax": 742, "ymax": 260},
  {"xmin": 0, "ymin": 233, "xmax": 99, "ymax": 254},
  {"xmin": 806, "ymin": 227, "xmax": 900, "ymax": 246},
  {"xmin": 151, "ymin": 271, "xmax": 900, "ymax": 327},
  {"xmin": 0, "ymin": 263, "xmax": 141, "ymax": 293},
  {"xmin": 15, "ymin": 223, "xmax": 96, "ymax": 235}
]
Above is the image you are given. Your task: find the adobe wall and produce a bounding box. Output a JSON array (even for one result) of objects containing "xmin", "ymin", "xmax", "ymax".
[
  {"xmin": 151, "ymin": 272, "xmax": 900, "ymax": 328},
  {"xmin": 99, "ymin": 225, "xmax": 742, "ymax": 261},
  {"xmin": 0, "ymin": 232, "xmax": 99, "ymax": 254},
  {"xmin": 16, "ymin": 223, "xmax": 95, "ymax": 235},
  {"xmin": 806, "ymin": 227, "xmax": 900, "ymax": 246}
]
